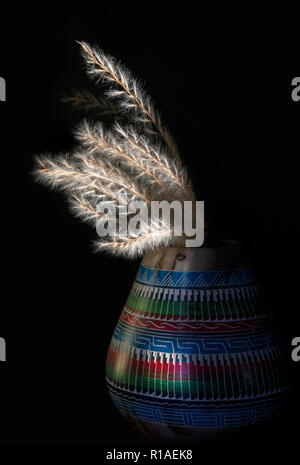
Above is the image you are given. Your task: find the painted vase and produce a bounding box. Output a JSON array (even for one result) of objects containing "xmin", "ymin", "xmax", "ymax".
[{"xmin": 106, "ymin": 243, "xmax": 287, "ymax": 442}]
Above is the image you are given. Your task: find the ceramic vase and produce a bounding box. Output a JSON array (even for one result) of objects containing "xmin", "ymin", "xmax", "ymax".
[{"xmin": 106, "ymin": 243, "xmax": 287, "ymax": 442}]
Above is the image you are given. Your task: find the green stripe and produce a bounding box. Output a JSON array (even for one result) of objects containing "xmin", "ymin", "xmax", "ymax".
[
  {"xmin": 106, "ymin": 367, "xmax": 260, "ymax": 398},
  {"xmin": 126, "ymin": 293, "xmax": 264, "ymax": 318}
]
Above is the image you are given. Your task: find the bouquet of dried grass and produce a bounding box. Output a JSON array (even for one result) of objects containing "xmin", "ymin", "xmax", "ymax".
[{"xmin": 33, "ymin": 42, "xmax": 196, "ymax": 258}]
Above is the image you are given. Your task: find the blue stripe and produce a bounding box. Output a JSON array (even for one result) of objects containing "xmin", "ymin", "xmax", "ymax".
[
  {"xmin": 108, "ymin": 385, "xmax": 283, "ymax": 428},
  {"xmin": 112, "ymin": 321, "xmax": 279, "ymax": 354},
  {"xmin": 136, "ymin": 265, "xmax": 257, "ymax": 289}
]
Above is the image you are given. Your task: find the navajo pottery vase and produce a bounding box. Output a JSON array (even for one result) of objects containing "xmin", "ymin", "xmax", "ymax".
[{"xmin": 106, "ymin": 244, "xmax": 287, "ymax": 442}]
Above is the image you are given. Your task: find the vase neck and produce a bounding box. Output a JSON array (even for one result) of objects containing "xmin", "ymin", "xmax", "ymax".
[{"xmin": 141, "ymin": 242, "xmax": 247, "ymax": 272}]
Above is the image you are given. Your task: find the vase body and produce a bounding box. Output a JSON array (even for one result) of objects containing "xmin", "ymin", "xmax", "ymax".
[{"xmin": 106, "ymin": 245, "xmax": 287, "ymax": 442}]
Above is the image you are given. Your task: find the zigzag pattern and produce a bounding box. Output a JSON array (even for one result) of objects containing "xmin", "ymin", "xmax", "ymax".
[{"xmin": 121, "ymin": 308, "xmax": 268, "ymax": 331}]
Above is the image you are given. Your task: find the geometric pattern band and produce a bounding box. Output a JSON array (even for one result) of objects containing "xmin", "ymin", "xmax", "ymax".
[
  {"xmin": 107, "ymin": 340, "xmax": 286, "ymax": 400},
  {"xmin": 135, "ymin": 265, "xmax": 257, "ymax": 289},
  {"xmin": 127, "ymin": 282, "xmax": 266, "ymax": 321},
  {"xmin": 108, "ymin": 385, "xmax": 284, "ymax": 428},
  {"xmin": 112, "ymin": 320, "xmax": 279, "ymax": 354}
]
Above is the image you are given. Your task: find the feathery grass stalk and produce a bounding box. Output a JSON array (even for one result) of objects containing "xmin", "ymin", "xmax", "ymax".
[
  {"xmin": 62, "ymin": 89, "xmax": 125, "ymax": 118},
  {"xmin": 114, "ymin": 124, "xmax": 192, "ymax": 196},
  {"xmin": 69, "ymin": 194, "xmax": 122, "ymax": 226},
  {"xmin": 95, "ymin": 222, "xmax": 176, "ymax": 259},
  {"xmin": 78, "ymin": 41, "xmax": 180, "ymax": 160},
  {"xmin": 75, "ymin": 120, "xmax": 170, "ymax": 192},
  {"xmin": 35, "ymin": 154, "xmax": 148, "ymax": 203}
]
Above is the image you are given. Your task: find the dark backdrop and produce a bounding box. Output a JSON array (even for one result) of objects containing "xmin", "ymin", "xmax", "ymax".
[{"xmin": 0, "ymin": 2, "xmax": 299, "ymax": 458}]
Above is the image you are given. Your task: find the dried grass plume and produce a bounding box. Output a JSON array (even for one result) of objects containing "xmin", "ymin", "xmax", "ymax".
[{"xmin": 33, "ymin": 42, "xmax": 195, "ymax": 258}]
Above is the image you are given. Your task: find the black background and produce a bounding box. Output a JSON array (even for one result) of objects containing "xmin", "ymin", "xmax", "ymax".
[{"xmin": 0, "ymin": 2, "xmax": 299, "ymax": 460}]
